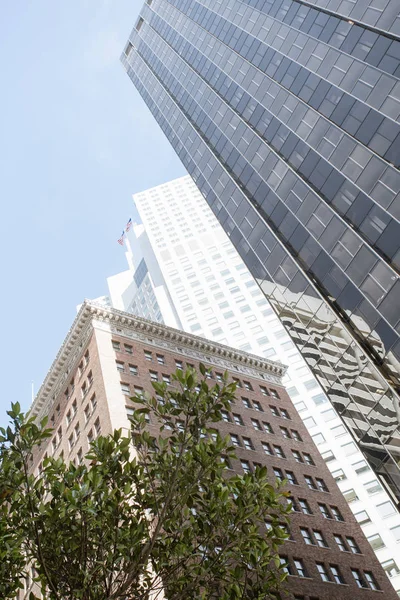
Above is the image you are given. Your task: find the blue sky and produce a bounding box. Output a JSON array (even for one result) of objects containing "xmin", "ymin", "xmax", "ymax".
[{"xmin": 0, "ymin": 0, "xmax": 185, "ymax": 426}]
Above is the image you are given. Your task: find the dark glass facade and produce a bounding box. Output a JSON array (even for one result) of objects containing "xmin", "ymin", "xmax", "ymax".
[{"xmin": 121, "ymin": 0, "xmax": 400, "ymax": 504}]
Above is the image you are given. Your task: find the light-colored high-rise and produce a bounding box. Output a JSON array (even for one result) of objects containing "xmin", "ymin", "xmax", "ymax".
[{"xmin": 105, "ymin": 175, "xmax": 400, "ymax": 592}]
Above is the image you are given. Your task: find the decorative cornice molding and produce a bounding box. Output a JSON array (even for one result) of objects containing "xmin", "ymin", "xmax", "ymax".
[{"xmin": 31, "ymin": 301, "xmax": 287, "ymax": 420}]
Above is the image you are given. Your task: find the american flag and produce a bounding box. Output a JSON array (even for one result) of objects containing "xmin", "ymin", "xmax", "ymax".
[
  {"xmin": 117, "ymin": 231, "xmax": 125, "ymax": 246},
  {"xmin": 126, "ymin": 218, "xmax": 132, "ymax": 232}
]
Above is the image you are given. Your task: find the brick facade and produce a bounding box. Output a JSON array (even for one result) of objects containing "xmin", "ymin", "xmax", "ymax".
[{"xmin": 27, "ymin": 302, "xmax": 397, "ymax": 600}]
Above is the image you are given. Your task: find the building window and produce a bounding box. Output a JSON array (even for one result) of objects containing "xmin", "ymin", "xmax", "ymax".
[
  {"xmin": 291, "ymin": 430, "xmax": 302, "ymax": 441},
  {"xmin": 281, "ymin": 427, "xmax": 291, "ymax": 439},
  {"xmin": 157, "ymin": 354, "xmax": 165, "ymax": 365},
  {"xmin": 305, "ymin": 476, "xmax": 317, "ymax": 490},
  {"xmin": 253, "ymin": 401, "xmax": 263, "ymax": 412},
  {"xmin": 322, "ymin": 450, "xmax": 335, "ymax": 463},
  {"xmin": 318, "ymin": 504, "xmax": 330, "ymax": 519},
  {"xmin": 364, "ymin": 479, "xmax": 382, "ymax": 495},
  {"xmin": 124, "ymin": 344, "xmax": 133, "ymax": 355},
  {"xmin": 273, "ymin": 445, "xmax": 285, "ymax": 458},
  {"xmin": 321, "ymin": 409, "xmax": 336, "ymax": 422},
  {"xmin": 273, "ymin": 468, "xmax": 284, "ymax": 482},
  {"xmin": 279, "ymin": 556, "xmax": 292, "ymax": 575},
  {"xmin": 94, "ymin": 418, "xmax": 101, "ymax": 438},
  {"xmin": 144, "ymin": 350, "xmax": 152, "ymax": 361},
  {"xmin": 334, "ymin": 535, "xmax": 347, "ymax": 552},
  {"xmin": 128, "ymin": 365, "xmax": 138, "ymax": 377},
  {"xmin": 314, "ymin": 530, "xmax": 328, "ymax": 548},
  {"xmin": 352, "ymin": 459, "xmax": 370, "ymax": 474},
  {"xmin": 381, "ymin": 559, "xmax": 400, "ymax": 578},
  {"xmin": 121, "ymin": 383, "xmax": 130, "ymax": 395},
  {"xmin": 312, "ymin": 433, "xmax": 326, "ymax": 445},
  {"xmin": 68, "ymin": 433, "xmax": 74, "ymax": 451},
  {"xmin": 292, "ymin": 450, "xmax": 303, "ymax": 463},
  {"xmin": 149, "ymin": 371, "xmax": 158, "ymax": 382},
  {"xmin": 367, "ymin": 533, "xmax": 385, "ymax": 551},
  {"xmin": 262, "ymin": 442, "xmax": 273, "ymax": 455},
  {"xmin": 299, "ymin": 499, "xmax": 312, "ymax": 514},
  {"xmin": 303, "ymin": 416, "xmax": 316, "ymax": 429},
  {"xmin": 233, "ymin": 414, "xmax": 243, "ymax": 426},
  {"xmin": 285, "ymin": 471, "xmax": 297, "ymax": 485},
  {"xmin": 241, "ymin": 460, "xmax": 251, "ymax": 473},
  {"xmin": 230, "ymin": 434, "xmax": 240, "ymax": 447},
  {"xmin": 342, "ymin": 488, "xmax": 358, "ymax": 503},
  {"xmin": 116, "ymin": 361, "xmax": 124, "ymax": 372},
  {"xmin": 243, "ymin": 381, "xmax": 253, "ymax": 391},
  {"xmin": 263, "ymin": 422, "xmax": 273, "ymax": 433},
  {"xmin": 354, "ymin": 510, "xmax": 371, "ymax": 525},
  {"xmin": 175, "ymin": 360, "xmax": 183, "ymax": 370},
  {"xmin": 342, "ymin": 441, "xmax": 357, "ymax": 456},
  {"xmin": 112, "ymin": 341, "xmax": 120, "ymax": 351},
  {"xmin": 270, "ymin": 406, "xmax": 279, "ymax": 417},
  {"xmin": 376, "ymin": 501, "xmax": 396, "ymax": 519},
  {"xmin": 351, "ymin": 569, "xmax": 367, "ymax": 588},
  {"xmin": 316, "ymin": 478, "xmax": 328, "ymax": 492},
  {"xmin": 293, "ymin": 559, "xmax": 307, "ymax": 578},
  {"xmin": 316, "ymin": 563, "xmax": 330, "ymax": 582},
  {"xmin": 331, "ymin": 507, "xmax": 344, "ymax": 522},
  {"xmin": 259, "ymin": 386, "xmax": 269, "ymax": 396},
  {"xmin": 303, "ymin": 453, "xmax": 314, "ymax": 465},
  {"xmin": 331, "ymin": 468, "xmax": 346, "ymax": 482},
  {"xmin": 280, "ymin": 409, "xmax": 290, "ymax": 419},
  {"xmin": 221, "ymin": 411, "xmax": 230, "ymax": 423},
  {"xmin": 300, "ymin": 528, "xmax": 314, "ymax": 545},
  {"xmin": 312, "ymin": 393, "xmax": 327, "ymax": 406},
  {"xmin": 330, "ymin": 565, "xmax": 345, "ymax": 584},
  {"xmin": 242, "ymin": 437, "xmax": 254, "ymax": 450},
  {"xmin": 242, "ymin": 398, "xmax": 252, "ymax": 409},
  {"xmin": 251, "ymin": 418, "xmax": 262, "ymax": 431},
  {"xmin": 84, "ymin": 404, "xmax": 91, "ymax": 423},
  {"xmin": 347, "ymin": 537, "xmax": 361, "ymax": 554},
  {"xmin": 391, "ymin": 525, "xmax": 400, "ymax": 542},
  {"xmin": 364, "ymin": 572, "xmax": 380, "ymax": 591}
]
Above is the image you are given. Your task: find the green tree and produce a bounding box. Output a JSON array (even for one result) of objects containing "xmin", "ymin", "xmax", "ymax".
[{"xmin": 0, "ymin": 366, "xmax": 291, "ymax": 600}]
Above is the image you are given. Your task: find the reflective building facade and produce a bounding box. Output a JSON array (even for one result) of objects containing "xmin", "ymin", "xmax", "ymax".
[{"xmin": 121, "ymin": 0, "xmax": 400, "ymax": 503}]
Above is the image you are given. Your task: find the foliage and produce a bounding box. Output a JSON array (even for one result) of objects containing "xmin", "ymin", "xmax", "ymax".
[{"xmin": 0, "ymin": 366, "xmax": 291, "ymax": 600}]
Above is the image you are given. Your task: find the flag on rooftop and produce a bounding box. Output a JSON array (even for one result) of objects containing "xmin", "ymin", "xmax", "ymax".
[
  {"xmin": 126, "ymin": 218, "xmax": 132, "ymax": 232},
  {"xmin": 117, "ymin": 231, "xmax": 125, "ymax": 246}
]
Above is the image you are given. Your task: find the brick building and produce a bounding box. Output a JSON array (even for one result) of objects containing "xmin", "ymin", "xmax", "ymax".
[{"xmin": 26, "ymin": 301, "xmax": 397, "ymax": 599}]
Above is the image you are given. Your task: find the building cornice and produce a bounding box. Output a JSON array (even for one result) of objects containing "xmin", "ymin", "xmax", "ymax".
[{"xmin": 31, "ymin": 301, "xmax": 287, "ymax": 420}]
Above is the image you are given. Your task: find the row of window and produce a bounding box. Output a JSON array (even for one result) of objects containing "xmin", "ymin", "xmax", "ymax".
[
  {"xmin": 241, "ymin": 397, "xmax": 291, "ymax": 419},
  {"xmin": 281, "ymin": 556, "xmax": 380, "ymax": 589},
  {"xmin": 301, "ymin": 527, "xmax": 361, "ymax": 554},
  {"xmin": 289, "ymin": 495, "xmax": 344, "ymax": 522},
  {"xmin": 63, "ymin": 350, "xmax": 90, "ymax": 402},
  {"xmin": 232, "ymin": 432, "xmax": 314, "ymax": 466},
  {"xmin": 222, "ymin": 409, "xmax": 303, "ymax": 441},
  {"xmin": 272, "ymin": 467, "xmax": 328, "ymax": 491},
  {"xmin": 113, "ymin": 341, "xmax": 279, "ymax": 395}
]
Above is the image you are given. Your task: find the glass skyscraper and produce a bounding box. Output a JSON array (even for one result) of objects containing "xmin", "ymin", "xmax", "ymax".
[{"xmin": 121, "ymin": 0, "xmax": 400, "ymax": 502}]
